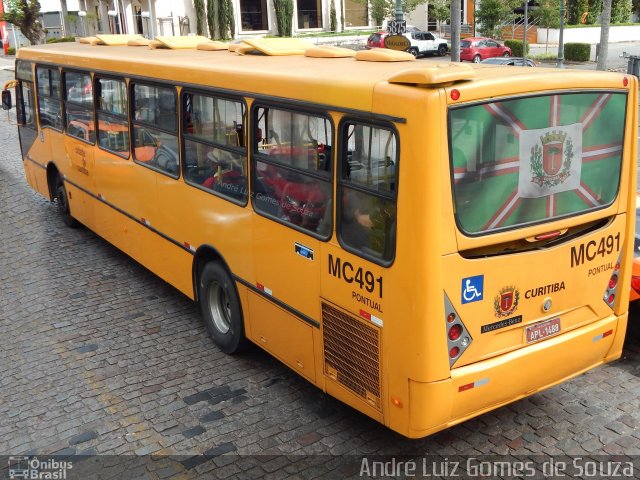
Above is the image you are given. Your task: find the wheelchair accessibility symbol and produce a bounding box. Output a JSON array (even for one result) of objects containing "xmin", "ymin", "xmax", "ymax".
[{"xmin": 461, "ymin": 275, "xmax": 484, "ymax": 304}]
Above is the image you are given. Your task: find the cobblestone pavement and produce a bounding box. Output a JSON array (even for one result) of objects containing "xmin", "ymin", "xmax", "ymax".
[{"xmin": 1, "ymin": 68, "xmax": 640, "ymax": 479}]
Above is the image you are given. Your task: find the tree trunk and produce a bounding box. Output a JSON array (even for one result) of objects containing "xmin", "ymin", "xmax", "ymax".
[
  {"xmin": 597, "ymin": 0, "xmax": 612, "ymax": 70},
  {"xmin": 450, "ymin": 0, "xmax": 461, "ymax": 62}
]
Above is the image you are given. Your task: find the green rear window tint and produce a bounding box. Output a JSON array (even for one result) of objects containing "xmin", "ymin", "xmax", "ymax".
[{"xmin": 449, "ymin": 92, "xmax": 627, "ymax": 235}]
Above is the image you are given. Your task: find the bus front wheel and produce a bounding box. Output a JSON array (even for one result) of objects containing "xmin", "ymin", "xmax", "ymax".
[
  {"xmin": 198, "ymin": 262, "xmax": 247, "ymax": 354},
  {"xmin": 55, "ymin": 177, "xmax": 78, "ymax": 228}
]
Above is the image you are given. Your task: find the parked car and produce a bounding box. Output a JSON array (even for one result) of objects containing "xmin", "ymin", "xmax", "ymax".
[
  {"xmin": 366, "ymin": 31, "xmax": 389, "ymax": 49},
  {"xmin": 460, "ymin": 37, "xmax": 511, "ymax": 63},
  {"xmin": 481, "ymin": 56, "xmax": 536, "ymax": 67},
  {"xmin": 366, "ymin": 30, "xmax": 448, "ymax": 57}
]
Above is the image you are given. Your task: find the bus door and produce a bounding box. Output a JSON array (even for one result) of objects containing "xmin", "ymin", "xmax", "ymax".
[{"xmin": 249, "ymin": 106, "xmax": 334, "ymax": 383}]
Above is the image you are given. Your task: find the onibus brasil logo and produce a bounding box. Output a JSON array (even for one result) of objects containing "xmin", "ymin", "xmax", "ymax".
[{"xmin": 7, "ymin": 457, "xmax": 72, "ymax": 480}]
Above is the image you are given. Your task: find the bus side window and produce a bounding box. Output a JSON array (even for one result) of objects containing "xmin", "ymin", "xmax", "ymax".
[
  {"xmin": 96, "ymin": 77, "xmax": 129, "ymax": 158},
  {"xmin": 182, "ymin": 92, "xmax": 247, "ymax": 203},
  {"xmin": 132, "ymin": 83, "xmax": 179, "ymax": 178},
  {"xmin": 63, "ymin": 70, "xmax": 95, "ymax": 143},
  {"xmin": 35, "ymin": 66, "xmax": 63, "ymax": 130},
  {"xmin": 252, "ymin": 106, "xmax": 333, "ymax": 237},
  {"xmin": 338, "ymin": 122, "xmax": 398, "ymax": 264}
]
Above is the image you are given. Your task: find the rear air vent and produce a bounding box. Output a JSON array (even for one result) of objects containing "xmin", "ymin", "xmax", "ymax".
[{"xmin": 322, "ymin": 302, "xmax": 382, "ymax": 410}]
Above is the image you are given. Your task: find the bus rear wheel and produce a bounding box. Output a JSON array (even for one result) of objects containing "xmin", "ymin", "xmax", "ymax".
[
  {"xmin": 55, "ymin": 177, "xmax": 78, "ymax": 228},
  {"xmin": 198, "ymin": 262, "xmax": 247, "ymax": 354}
]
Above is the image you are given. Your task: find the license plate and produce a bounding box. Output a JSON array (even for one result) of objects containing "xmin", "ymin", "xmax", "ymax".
[{"xmin": 526, "ymin": 317, "xmax": 561, "ymax": 343}]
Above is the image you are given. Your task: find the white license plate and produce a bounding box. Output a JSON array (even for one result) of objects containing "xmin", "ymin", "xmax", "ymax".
[{"xmin": 526, "ymin": 317, "xmax": 561, "ymax": 343}]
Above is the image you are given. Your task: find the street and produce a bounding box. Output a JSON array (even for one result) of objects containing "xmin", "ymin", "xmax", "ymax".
[{"xmin": 1, "ymin": 61, "xmax": 640, "ymax": 478}]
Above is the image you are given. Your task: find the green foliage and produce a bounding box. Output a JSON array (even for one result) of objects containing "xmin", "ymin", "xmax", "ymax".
[
  {"xmin": 1, "ymin": 0, "xmax": 45, "ymax": 45},
  {"xmin": 476, "ymin": 0, "xmax": 519, "ymax": 37},
  {"xmin": 564, "ymin": 42, "xmax": 591, "ymax": 60},
  {"xmin": 206, "ymin": 0, "xmax": 216, "ymax": 38},
  {"xmin": 586, "ymin": 0, "xmax": 603, "ymax": 23},
  {"xmin": 611, "ymin": 0, "xmax": 632, "ymax": 22},
  {"xmin": 7, "ymin": 47, "xmax": 16, "ymax": 55},
  {"xmin": 194, "ymin": 0, "xmax": 206, "ymax": 36},
  {"xmin": 46, "ymin": 36, "xmax": 76, "ymax": 43},
  {"xmin": 330, "ymin": 3, "xmax": 337, "ymax": 32},
  {"xmin": 217, "ymin": 0, "xmax": 235, "ymax": 39},
  {"xmin": 567, "ymin": 0, "xmax": 589, "ymax": 24},
  {"xmin": 532, "ymin": 0, "xmax": 561, "ymax": 29},
  {"xmin": 504, "ymin": 39, "xmax": 530, "ymax": 56},
  {"xmin": 431, "ymin": 0, "xmax": 450, "ymax": 25},
  {"xmin": 368, "ymin": 0, "xmax": 388, "ymax": 27},
  {"xmin": 274, "ymin": 0, "xmax": 294, "ymax": 36}
]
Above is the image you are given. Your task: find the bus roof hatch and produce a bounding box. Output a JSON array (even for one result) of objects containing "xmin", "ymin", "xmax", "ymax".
[{"xmin": 388, "ymin": 64, "xmax": 475, "ymax": 86}]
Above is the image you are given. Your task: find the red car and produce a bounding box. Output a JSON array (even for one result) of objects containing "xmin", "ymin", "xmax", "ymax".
[
  {"xmin": 460, "ymin": 37, "xmax": 511, "ymax": 63},
  {"xmin": 366, "ymin": 31, "xmax": 389, "ymax": 49}
]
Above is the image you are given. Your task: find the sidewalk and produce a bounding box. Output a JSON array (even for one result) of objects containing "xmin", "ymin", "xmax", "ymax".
[{"xmin": 0, "ymin": 55, "xmax": 15, "ymax": 71}]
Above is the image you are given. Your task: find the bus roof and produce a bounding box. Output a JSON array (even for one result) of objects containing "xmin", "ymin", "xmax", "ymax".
[{"xmin": 17, "ymin": 42, "xmax": 628, "ymax": 113}]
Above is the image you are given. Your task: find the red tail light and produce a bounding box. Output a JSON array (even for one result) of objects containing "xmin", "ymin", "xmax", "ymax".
[
  {"xmin": 444, "ymin": 294, "xmax": 472, "ymax": 367},
  {"xmin": 603, "ymin": 253, "xmax": 622, "ymax": 308},
  {"xmin": 631, "ymin": 276, "xmax": 640, "ymax": 294},
  {"xmin": 608, "ymin": 274, "xmax": 618, "ymax": 289},
  {"xmin": 449, "ymin": 324, "xmax": 462, "ymax": 340}
]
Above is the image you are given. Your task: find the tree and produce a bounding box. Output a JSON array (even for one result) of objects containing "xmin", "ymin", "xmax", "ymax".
[
  {"xmin": 475, "ymin": 0, "xmax": 519, "ymax": 38},
  {"xmin": 355, "ymin": 0, "xmax": 427, "ymax": 28},
  {"xmin": 217, "ymin": 0, "xmax": 235, "ymax": 39},
  {"xmin": 431, "ymin": 0, "xmax": 450, "ymax": 33},
  {"xmin": 207, "ymin": 0, "xmax": 216, "ymax": 38},
  {"xmin": 194, "ymin": 0, "xmax": 206, "ymax": 36},
  {"xmin": 531, "ymin": 0, "xmax": 560, "ymax": 52},
  {"xmin": 611, "ymin": 0, "xmax": 632, "ymax": 21},
  {"xmin": 567, "ymin": 0, "xmax": 589, "ymax": 23},
  {"xmin": 586, "ymin": 0, "xmax": 603, "ymax": 23},
  {"xmin": 1, "ymin": 0, "xmax": 45, "ymax": 45},
  {"xmin": 597, "ymin": 0, "xmax": 611, "ymax": 69},
  {"xmin": 273, "ymin": 0, "xmax": 293, "ymax": 36}
]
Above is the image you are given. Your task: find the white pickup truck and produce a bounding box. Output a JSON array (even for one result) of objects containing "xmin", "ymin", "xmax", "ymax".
[{"xmin": 404, "ymin": 31, "xmax": 449, "ymax": 58}]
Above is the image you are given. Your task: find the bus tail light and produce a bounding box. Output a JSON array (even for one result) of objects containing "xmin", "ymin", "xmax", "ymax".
[
  {"xmin": 603, "ymin": 254, "xmax": 622, "ymax": 308},
  {"xmin": 444, "ymin": 294, "xmax": 472, "ymax": 367}
]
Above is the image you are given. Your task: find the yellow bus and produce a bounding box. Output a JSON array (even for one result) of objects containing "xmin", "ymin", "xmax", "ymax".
[{"xmin": 3, "ymin": 35, "xmax": 637, "ymax": 438}]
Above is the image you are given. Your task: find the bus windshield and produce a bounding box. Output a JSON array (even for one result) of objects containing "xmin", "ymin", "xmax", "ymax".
[{"xmin": 450, "ymin": 92, "xmax": 627, "ymax": 235}]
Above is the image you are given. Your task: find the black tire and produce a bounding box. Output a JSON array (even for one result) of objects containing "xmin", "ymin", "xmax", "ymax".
[
  {"xmin": 473, "ymin": 54, "xmax": 481, "ymax": 63},
  {"xmin": 438, "ymin": 44, "xmax": 447, "ymax": 56},
  {"xmin": 55, "ymin": 177, "xmax": 78, "ymax": 228},
  {"xmin": 408, "ymin": 47, "xmax": 419, "ymax": 58},
  {"xmin": 503, "ymin": 51, "xmax": 510, "ymax": 57},
  {"xmin": 198, "ymin": 262, "xmax": 247, "ymax": 354}
]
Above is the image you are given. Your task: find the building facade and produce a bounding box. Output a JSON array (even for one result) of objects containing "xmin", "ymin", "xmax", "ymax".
[{"xmin": 4, "ymin": 0, "xmax": 475, "ymax": 49}]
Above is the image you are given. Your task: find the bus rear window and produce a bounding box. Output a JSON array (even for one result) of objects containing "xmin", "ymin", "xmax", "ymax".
[{"xmin": 449, "ymin": 92, "xmax": 627, "ymax": 235}]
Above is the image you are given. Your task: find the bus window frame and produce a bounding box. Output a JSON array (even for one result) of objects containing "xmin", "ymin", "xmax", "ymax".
[
  {"xmin": 446, "ymin": 90, "xmax": 628, "ymax": 238},
  {"xmin": 34, "ymin": 63, "xmax": 63, "ymax": 133},
  {"xmin": 95, "ymin": 74, "xmax": 130, "ymax": 159},
  {"xmin": 130, "ymin": 80, "xmax": 180, "ymax": 180},
  {"xmin": 62, "ymin": 68, "xmax": 96, "ymax": 146},
  {"xmin": 336, "ymin": 117, "xmax": 400, "ymax": 267},
  {"xmin": 250, "ymin": 102, "xmax": 335, "ymax": 241},
  {"xmin": 181, "ymin": 87, "xmax": 249, "ymax": 206}
]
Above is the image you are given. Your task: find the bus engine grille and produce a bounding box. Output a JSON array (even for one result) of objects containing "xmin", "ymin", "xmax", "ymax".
[{"xmin": 322, "ymin": 302, "xmax": 382, "ymax": 410}]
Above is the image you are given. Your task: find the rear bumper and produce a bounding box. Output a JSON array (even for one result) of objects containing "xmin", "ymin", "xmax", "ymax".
[{"xmin": 406, "ymin": 313, "xmax": 626, "ymax": 438}]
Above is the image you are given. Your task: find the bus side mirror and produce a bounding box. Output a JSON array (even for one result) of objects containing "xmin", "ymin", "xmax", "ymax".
[{"xmin": 1, "ymin": 90, "xmax": 11, "ymax": 110}]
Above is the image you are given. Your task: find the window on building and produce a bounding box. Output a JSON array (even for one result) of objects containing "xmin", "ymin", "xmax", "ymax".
[
  {"xmin": 252, "ymin": 106, "xmax": 332, "ymax": 237},
  {"xmin": 339, "ymin": 121, "xmax": 398, "ymax": 264},
  {"xmin": 183, "ymin": 92, "xmax": 248, "ymax": 203},
  {"xmin": 297, "ymin": 0, "xmax": 322, "ymax": 28},
  {"xmin": 132, "ymin": 83, "xmax": 179, "ymax": 177},
  {"xmin": 239, "ymin": 0, "xmax": 269, "ymax": 31},
  {"xmin": 343, "ymin": 0, "xmax": 368, "ymax": 27}
]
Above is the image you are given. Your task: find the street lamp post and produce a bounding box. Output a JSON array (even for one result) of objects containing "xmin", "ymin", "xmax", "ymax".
[
  {"xmin": 78, "ymin": 10, "xmax": 87, "ymax": 37},
  {"xmin": 557, "ymin": 0, "xmax": 565, "ymax": 68}
]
